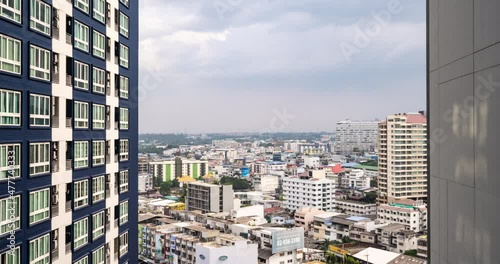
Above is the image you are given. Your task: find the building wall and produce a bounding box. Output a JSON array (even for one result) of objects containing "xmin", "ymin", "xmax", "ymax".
[
  {"xmin": 428, "ymin": 1, "xmax": 500, "ymax": 262},
  {"xmin": 335, "ymin": 120, "xmax": 378, "ymax": 154},
  {"xmin": 195, "ymin": 242, "xmax": 258, "ymax": 264},
  {"xmin": 282, "ymin": 178, "xmax": 336, "ymax": 211}
]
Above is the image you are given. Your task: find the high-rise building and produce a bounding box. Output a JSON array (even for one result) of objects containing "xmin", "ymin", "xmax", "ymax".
[
  {"xmin": 0, "ymin": 0, "xmax": 138, "ymax": 262},
  {"xmin": 429, "ymin": 0, "xmax": 500, "ymax": 263},
  {"xmin": 185, "ymin": 182, "xmax": 234, "ymax": 213},
  {"xmin": 377, "ymin": 113, "xmax": 427, "ymax": 204},
  {"xmin": 150, "ymin": 159, "xmax": 208, "ymax": 182},
  {"xmin": 335, "ymin": 119, "xmax": 378, "ymax": 154}
]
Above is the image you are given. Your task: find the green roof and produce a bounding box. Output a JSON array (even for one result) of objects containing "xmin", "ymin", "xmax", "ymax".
[
  {"xmin": 389, "ymin": 203, "xmax": 414, "ymax": 209},
  {"xmin": 354, "ymin": 164, "xmax": 378, "ymax": 171}
]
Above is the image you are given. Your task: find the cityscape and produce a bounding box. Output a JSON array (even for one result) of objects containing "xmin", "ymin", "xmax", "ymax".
[{"xmin": 0, "ymin": 0, "xmax": 498, "ymax": 264}]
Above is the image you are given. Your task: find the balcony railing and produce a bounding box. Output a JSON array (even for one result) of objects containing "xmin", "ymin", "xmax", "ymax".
[
  {"xmin": 65, "ymin": 117, "xmax": 72, "ymax": 128},
  {"xmin": 52, "ymin": 161, "xmax": 59, "ymax": 173},
  {"xmin": 65, "ymin": 243, "xmax": 71, "ymax": 254},
  {"xmin": 52, "ymin": 248, "xmax": 59, "ymax": 262},
  {"xmin": 65, "ymin": 201, "xmax": 71, "ymax": 212},
  {"xmin": 66, "ymin": 159, "xmax": 72, "ymax": 170},
  {"xmin": 52, "ymin": 204, "xmax": 59, "ymax": 217},
  {"xmin": 52, "ymin": 116, "xmax": 59, "ymax": 128},
  {"xmin": 52, "ymin": 71, "xmax": 59, "ymax": 84}
]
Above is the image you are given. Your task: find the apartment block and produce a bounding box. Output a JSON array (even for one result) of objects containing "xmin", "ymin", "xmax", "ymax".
[
  {"xmin": 335, "ymin": 119, "xmax": 378, "ymax": 154},
  {"xmin": 282, "ymin": 177, "xmax": 336, "ymax": 211},
  {"xmin": 150, "ymin": 159, "xmax": 208, "ymax": 182},
  {"xmin": 377, "ymin": 113, "xmax": 427, "ymax": 204},
  {"xmin": 185, "ymin": 182, "xmax": 234, "ymax": 213},
  {"xmin": 377, "ymin": 199, "xmax": 427, "ymax": 232},
  {"xmin": 0, "ymin": 0, "xmax": 138, "ymax": 263},
  {"xmin": 335, "ymin": 199, "xmax": 377, "ymax": 216},
  {"xmin": 294, "ymin": 207, "xmax": 325, "ymax": 232}
]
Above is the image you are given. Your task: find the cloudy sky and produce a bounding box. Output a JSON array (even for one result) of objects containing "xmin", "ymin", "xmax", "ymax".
[{"xmin": 138, "ymin": 0, "xmax": 426, "ymax": 133}]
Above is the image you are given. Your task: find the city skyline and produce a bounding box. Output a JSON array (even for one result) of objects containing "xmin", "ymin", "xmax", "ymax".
[{"xmin": 138, "ymin": 0, "xmax": 426, "ymax": 133}]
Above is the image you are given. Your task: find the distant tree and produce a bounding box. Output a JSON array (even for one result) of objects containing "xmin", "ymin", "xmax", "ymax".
[
  {"xmin": 171, "ymin": 178, "xmax": 180, "ymax": 188},
  {"xmin": 363, "ymin": 191, "xmax": 377, "ymax": 204},
  {"xmin": 370, "ymin": 178, "xmax": 378, "ymax": 188},
  {"xmin": 154, "ymin": 175, "xmax": 162, "ymax": 188},
  {"xmin": 159, "ymin": 181, "xmax": 172, "ymax": 196},
  {"xmin": 404, "ymin": 250, "xmax": 418, "ymax": 257},
  {"xmin": 179, "ymin": 185, "xmax": 187, "ymax": 202}
]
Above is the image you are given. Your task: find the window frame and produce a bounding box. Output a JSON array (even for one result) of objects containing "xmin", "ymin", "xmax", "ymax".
[
  {"xmin": 119, "ymin": 200, "xmax": 128, "ymax": 225},
  {"xmin": 74, "ymin": 256, "xmax": 89, "ymax": 264},
  {"xmin": 74, "ymin": 141, "xmax": 89, "ymax": 169},
  {"xmin": 0, "ymin": 246, "xmax": 20, "ymax": 264},
  {"xmin": 119, "ymin": 139, "xmax": 129, "ymax": 161},
  {"xmin": 119, "ymin": 0, "xmax": 129, "ymax": 8},
  {"xmin": 29, "ymin": 93, "xmax": 50, "ymax": 127},
  {"xmin": 92, "ymin": 104, "xmax": 105, "ymax": 129},
  {"xmin": 29, "ymin": 188, "xmax": 50, "ymax": 225},
  {"xmin": 92, "ymin": 246, "xmax": 105, "ymax": 264},
  {"xmin": 0, "ymin": 88, "xmax": 21, "ymax": 126},
  {"xmin": 119, "ymin": 75, "xmax": 129, "ymax": 99},
  {"xmin": 0, "ymin": 0, "xmax": 21, "ymax": 23},
  {"xmin": 119, "ymin": 43, "xmax": 129, "ymax": 68},
  {"xmin": 29, "ymin": 44, "xmax": 51, "ymax": 81},
  {"xmin": 92, "ymin": 175, "xmax": 105, "ymax": 202},
  {"xmin": 92, "ymin": 30, "xmax": 105, "ymax": 59},
  {"xmin": 29, "ymin": 0, "xmax": 51, "ymax": 36},
  {"xmin": 92, "ymin": 66, "xmax": 106, "ymax": 94},
  {"xmin": 74, "ymin": 61, "xmax": 90, "ymax": 90},
  {"xmin": 74, "ymin": 20, "xmax": 90, "ymax": 52},
  {"xmin": 74, "ymin": 0, "xmax": 89, "ymax": 14},
  {"xmin": 119, "ymin": 231, "xmax": 128, "ymax": 257},
  {"xmin": 92, "ymin": 211, "xmax": 105, "ymax": 240},
  {"xmin": 29, "ymin": 233, "xmax": 50, "ymax": 264},
  {"xmin": 119, "ymin": 12, "xmax": 129, "ymax": 38},
  {"xmin": 0, "ymin": 34, "xmax": 21, "ymax": 74},
  {"xmin": 119, "ymin": 170, "xmax": 129, "ymax": 193},
  {"xmin": 0, "ymin": 195, "xmax": 20, "ymax": 236},
  {"xmin": 29, "ymin": 142, "xmax": 50, "ymax": 176},
  {"xmin": 119, "ymin": 107, "xmax": 128, "ymax": 130},
  {"xmin": 74, "ymin": 101, "xmax": 89, "ymax": 129},
  {"xmin": 74, "ymin": 179, "xmax": 89, "ymax": 209},
  {"xmin": 73, "ymin": 217, "xmax": 89, "ymax": 250},
  {"xmin": 0, "ymin": 143, "xmax": 21, "ymax": 180},
  {"xmin": 92, "ymin": 0, "xmax": 105, "ymax": 23},
  {"xmin": 92, "ymin": 140, "xmax": 105, "ymax": 166}
]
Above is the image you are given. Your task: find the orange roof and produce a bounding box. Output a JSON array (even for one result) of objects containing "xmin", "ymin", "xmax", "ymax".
[
  {"xmin": 332, "ymin": 164, "xmax": 345, "ymax": 174},
  {"xmin": 177, "ymin": 175, "xmax": 195, "ymax": 183}
]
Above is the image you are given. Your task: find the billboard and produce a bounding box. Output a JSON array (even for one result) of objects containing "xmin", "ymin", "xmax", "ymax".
[
  {"xmin": 241, "ymin": 167, "xmax": 250, "ymax": 177},
  {"xmin": 272, "ymin": 227, "xmax": 304, "ymax": 253}
]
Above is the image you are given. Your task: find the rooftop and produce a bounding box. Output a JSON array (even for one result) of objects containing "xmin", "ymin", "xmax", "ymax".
[{"xmin": 352, "ymin": 247, "xmax": 400, "ymax": 264}]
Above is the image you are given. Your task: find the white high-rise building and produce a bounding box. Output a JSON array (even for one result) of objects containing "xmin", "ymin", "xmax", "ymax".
[
  {"xmin": 335, "ymin": 119, "xmax": 378, "ymax": 154},
  {"xmin": 377, "ymin": 113, "xmax": 427, "ymax": 204},
  {"xmin": 282, "ymin": 177, "xmax": 336, "ymax": 211}
]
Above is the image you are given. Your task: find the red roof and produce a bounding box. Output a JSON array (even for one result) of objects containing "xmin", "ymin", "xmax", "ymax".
[
  {"xmin": 406, "ymin": 114, "xmax": 427, "ymax": 124},
  {"xmin": 332, "ymin": 164, "xmax": 345, "ymax": 174}
]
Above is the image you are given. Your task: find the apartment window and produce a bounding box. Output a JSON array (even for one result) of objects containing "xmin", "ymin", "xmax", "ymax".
[
  {"xmin": 29, "ymin": 142, "xmax": 50, "ymax": 175},
  {"xmin": 93, "ymin": 0, "xmax": 105, "ymax": 23},
  {"xmin": 0, "ymin": 34, "xmax": 21, "ymax": 74},
  {"xmin": 119, "ymin": 75, "xmax": 129, "ymax": 99},
  {"xmin": 29, "ymin": 188, "xmax": 50, "ymax": 224},
  {"xmin": 30, "ymin": 0, "xmax": 51, "ymax": 36},
  {"xmin": 0, "ymin": 246, "xmax": 20, "ymax": 264},
  {"xmin": 74, "ymin": 61, "xmax": 89, "ymax": 90},
  {"xmin": 119, "ymin": 108, "xmax": 128, "ymax": 130},
  {"xmin": 74, "ymin": 141, "xmax": 89, "ymax": 168},
  {"xmin": 29, "ymin": 45, "xmax": 50, "ymax": 81},
  {"xmin": 119, "ymin": 200, "xmax": 128, "ymax": 225},
  {"xmin": 0, "ymin": 195, "xmax": 20, "ymax": 236},
  {"xmin": 74, "ymin": 20, "xmax": 90, "ymax": 51},
  {"xmin": 0, "ymin": 0, "xmax": 21, "ymax": 23},
  {"xmin": 74, "ymin": 179, "xmax": 89, "ymax": 209},
  {"xmin": 119, "ymin": 0, "xmax": 128, "ymax": 7},
  {"xmin": 0, "ymin": 88, "xmax": 21, "ymax": 126},
  {"xmin": 92, "ymin": 211, "xmax": 105, "ymax": 240},
  {"xmin": 93, "ymin": 246, "xmax": 105, "ymax": 264},
  {"xmin": 92, "ymin": 30, "xmax": 105, "ymax": 59},
  {"xmin": 119, "ymin": 44, "xmax": 128, "ymax": 68},
  {"xmin": 75, "ymin": 256, "xmax": 89, "ymax": 264},
  {"xmin": 29, "ymin": 233, "xmax": 50, "ymax": 264},
  {"xmin": 92, "ymin": 104, "xmax": 105, "ymax": 129},
  {"xmin": 119, "ymin": 139, "xmax": 128, "ymax": 161},
  {"xmin": 92, "ymin": 175, "xmax": 105, "ymax": 202},
  {"xmin": 119, "ymin": 170, "xmax": 129, "ymax": 193},
  {"xmin": 75, "ymin": 0, "xmax": 89, "ymax": 14},
  {"xmin": 74, "ymin": 101, "xmax": 89, "ymax": 128},
  {"xmin": 119, "ymin": 231, "xmax": 128, "ymax": 257},
  {"xmin": 29, "ymin": 94, "xmax": 50, "ymax": 127},
  {"xmin": 0, "ymin": 143, "xmax": 20, "ymax": 180},
  {"xmin": 119, "ymin": 12, "xmax": 129, "ymax": 37},
  {"xmin": 92, "ymin": 66, "xmax": 106, "ymax": 94},
  {"xmin": 92, "ymin": 141, "xmax": 105, "ymax": 166},
  {"xmin": 74, "ymin": 217, "xmax": 89, "ymax": 249}
]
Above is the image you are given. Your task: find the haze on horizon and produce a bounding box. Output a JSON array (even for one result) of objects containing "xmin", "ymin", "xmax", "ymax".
[{"xmin": 138, "ymin": 0, "xmax": 426, "ymax": 134}]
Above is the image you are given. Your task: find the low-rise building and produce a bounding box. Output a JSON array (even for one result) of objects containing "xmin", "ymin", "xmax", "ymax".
[
  {"xmin": 335, "ymin": 199, "xmax": 377, "ymax": 216},
  {"xmin": 282, "ymin": 177, "xmax": 336, "ymax": 211},
  {"xmin": 138, "ymin": 173, "xmax": 154, "ymax": 193},
  {"xmin": 294, "ymin": 207, "xmax": 325, "ymax": 232},
  {"xmin": 312, "ymin": 213, "xmax": 374, "ymax": 241},
  {"xmin": 417, "ymin": 236, "xmax": 428, "ymax": 259},
  {"xmin": 251, "ymin": 227, "xmax": 304, "ymax": 264},
  {"xmin": 376, "ymin": 223, "xmax": 408, "ymax": 251},
  {"xmin": 186, "ymin": 182, "xmax": 234, "ymax": 213},
  {"xmin": 195, "ymin": 234, "xmax": 258, "ymax": 264},
  {"xmin": 377, "ymin": 199, "xmax": 427, "ymax": 232}
]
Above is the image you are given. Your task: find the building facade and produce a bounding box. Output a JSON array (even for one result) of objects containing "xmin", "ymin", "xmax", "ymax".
[
  {"xmin": 282, "ymin": 177, "xmax": 336, "ymax": 211},
  {"xmin": 0, "ymin": 0, "xmax": 138, "ymax": 263},
  {"xmin": 377, "ymin": 200, "xmax": 427, "ymax": 232},
  {"xmin": 377, "ymin": 113, "xmax": 427, "ymax": 204},
  {"xmin": 335, "ymin": 119, "xmax": 378, "ymax": 154},
  {"xmin": 150, "ymin": 159, "xmax": 208, "ymax": 182},
  {"xmin": 185, "ymin": 182, "xmax": 234, "ymax": 213},
  {"xmin": 335, "ymin": 199, "xmax": 377, "ymax": 216},
  {"xmin": 428, "ymin": 0, "xmax": 500, "ymax": 263}
]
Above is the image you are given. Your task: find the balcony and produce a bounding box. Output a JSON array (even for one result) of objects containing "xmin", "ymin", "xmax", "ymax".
[
  {"xmin": 52, "ymin": 204, "xmax": 59, "ymax": 217},
  {"xmin": 115, "ymin": 218, "xmax": 119, "ymax": 228},
  {"xmin": 65, "ymin": 243, "xmax": 71, "ymax": 254},
  {"xmin": 66, "ymin": 33, "xmax": 71, "ymax": 44},
  {"xmin": 66, "ymin": 159, "xmax": 72, "ymax": 170},
  {"xmin": 106, "ymin": 221, "xmax": 110, "ymax": 232},
  {"xmin": 52, "ymin": 70, "xmax": 59, "ymax": 84},
  {"xmin": 65, "ymin": 117, "xmax": 72, "ymax": 128},
  {"xmin": 65, "ymin": 201, "xmax": 71, "ymax": 212},
  {"xmin": 52, "ymin": 161, "xmax": 59, "ymax": 173},
  {"xmin": 52, "ymin": 116, "xmax": 59, "ymax": 128},
  {"xmin": 66, "ymin": 74, "xmax": 72, "ymax": 86}
]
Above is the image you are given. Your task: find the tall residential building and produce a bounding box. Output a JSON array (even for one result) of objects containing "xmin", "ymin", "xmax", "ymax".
[
  {"xmin": 0, "ymin": 0, "xmax": 138, "ymax": 262},
  {"xmin": 282, "ymin": 177, "xmax": 336, "ymax": 211},
  {"xmin": 150, "ymin": 159, "xmax": 208, "ymax": 182},
  {"xmin": 335, "ymin": 119, "xmax": 378, "ymax": 154},
  {"xmin": 185, "ymin": 182, "xmax": 234, "ymax": 213},
  {"xmin": 377, "ymin": 113, "xmax": 427, "ymax": 204},
  {"xmin": 429, "ymin": 0, "xmax": 500, "ymax": 263}
]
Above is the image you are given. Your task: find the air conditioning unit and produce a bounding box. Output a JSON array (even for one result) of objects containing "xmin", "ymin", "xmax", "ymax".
[
  {"xmin": 52, "ymin": 240, "xmax": 58, "ymax": 250},
  {"xmin": 52, "ymin": 194, "xmax": 59, "ymax": 205}
]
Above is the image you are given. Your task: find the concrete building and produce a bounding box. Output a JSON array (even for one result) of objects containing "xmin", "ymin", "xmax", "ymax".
[
  {"xmin": 377, "ymin": 200, "xmax": 427, "ymax": 232},
  {"xmin": 335, "ymin": 119, "xmax": 378, "ymax": 154},
  {"xmin": 250, "ymin": 227, "xmax": 304, "ymax": 264},
  {"xmin": 253, "ymin": 174, "xmax": 280, "ymax": 194},
  {"xmin": 150, "ymin": 159, "xmax": 208, "ymax": 182},
  {"xmin": 185, "ymin": 182, "xmax": 234, "ymax": 213},
  {"xmin": 335, "ymin": 199, "xmax": 377, "ymax": 216},
  {"xmin": 138, "ymin": 173, "xmax": 154, "ymax": 192},
  {"xmin": 304, "ymin": 156, "xmax": 321, "ymax": 168},
  {"xmin": 339, "ymin": 169, "xmax": 371, "ymax": 189},
  {"xmin": 428, "ymin": 0, "xmax": 500, "ymax": 263},
  {"xmin": 294, "ymin": 207, "xmax": 325, "ymax": 232},
  {"xmin": 0, "ymin": 0, "xmax": 139, "ymax": 262},
  {"xmin": 377, "ymin": 113, "xmax": 427, "ymax": 204},
  {"xmin": 312, "ymin": 213, "xmax": 374, "ymax": 241},
  {"xmin": 282, "ymin": 177, "xmax": 336, "ymax": 211},
  {"xmin": 297, "ymin": 142, "xmax": 331, "ymax": 155},
  {"xmin": 195, "ymin": 234, "xmax": 258, "ymax": 264}
]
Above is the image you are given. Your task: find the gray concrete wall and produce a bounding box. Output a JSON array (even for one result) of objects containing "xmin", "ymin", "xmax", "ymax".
[{"xmin": 429, "ymin": 0, "xmax": 500, "ymax": 263}]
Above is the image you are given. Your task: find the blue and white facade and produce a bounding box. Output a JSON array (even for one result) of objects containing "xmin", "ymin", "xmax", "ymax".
[{"xmin": 0, "ymin": 0, "xmax": 138, "ymax": 262}]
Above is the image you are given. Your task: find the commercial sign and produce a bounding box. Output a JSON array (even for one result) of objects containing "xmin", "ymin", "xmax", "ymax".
[
  {"xmin": 241, "ymin": 167, "xmax": 250, "ymax": 177},
  {"xmin": 272, "ymin": 227, "xmax": 304, "ymax": 253}
]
